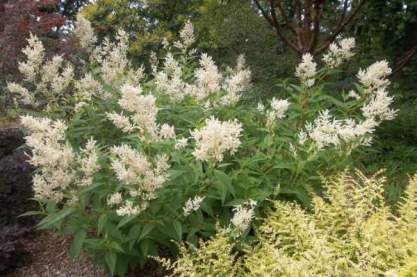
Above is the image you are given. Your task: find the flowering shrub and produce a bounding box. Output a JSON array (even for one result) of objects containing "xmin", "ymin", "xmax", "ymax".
[
  {"xmin": 162, "ymin": 172, "xmax": 417, "ymax": 276},
  {"xmin": 7, "ymin": 34, "xmax": 74, "ymax": 114},
  {"xmin": 18, "ymin": 17, "xmax": 399, "ymax": 275}
]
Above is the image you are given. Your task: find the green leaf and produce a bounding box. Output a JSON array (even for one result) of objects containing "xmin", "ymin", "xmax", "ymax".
[
  {"xmin": 273, "ymin": 161, "xmax": 294, "ymax": 170},
  {"xmin": 98, "ymin": 214, "xmax": 107, "ymax": 234},
  {"xmin": 139, "ymin": 239, "xmax": 152, "ymax": 257},
  {"xmin": 117, "ymin": 214, "xmax": 138, "ymax": 229},
  {"xmin": 80, "ymin": 182, "xmax": 102, "ymax": 194},
  {"xmin": 69, "ymin": 230, "xmax": 86, "ymax": 259},
  {"xmin": 216, "ymin": 182, "xmax": 227, "ymax": 204},
  {"xmin": 36, "ymin": 208, "xmax": 74, "ymax": 230},
  {"xmin": 200, "ymin": 202, "xmax": 214, "ymax": 217},
  {"xmin": 214, "ymin": 170, "xmax": 233, "ymax": 203},
  {"xmin": 115, "ymin": 257, "xmax": 129, "ymax": 277},
  {"xmin": 110, "ymin": 241, "xmax": 125, "ymax": 253},
  {"xmin": 168, "ymin": 169, "xmax": 186, "ymax": 180},
  {"xmin": 173, "ymin": 221, "xmax": 182, "ymax": 241},
  {"xmin": 128, "ymin": 224, "xmax": 142, "ymax": 240},
  {"xmin": 85, "ymin": 238, "xmax": 104, "ymax": 250},
  {"xmin": 18, "ymin": 211, "xmax": 43, "ymax": 217},
  {"xmin": 138, "ymin": 224, "xmax": 154, "ymax": 241},
  {"xmin": 105, "ymin": 252, "xmax": 117, "ymax": 276}
]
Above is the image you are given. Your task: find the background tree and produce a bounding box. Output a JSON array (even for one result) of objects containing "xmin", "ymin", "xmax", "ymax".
[
  {"xmin": 0, "ymin": 0, "xmax": 65, "ymax": 80},
  {"xmin": 195, "ymin": 0, "xmax": 298, "ymax": 97},
  {"xmin": 0, "ymin": 0, "xmax": 68, "ymax": 116},
  {"xmin": 82, "ymin": 0, "xmax": 205, "ymax": 65},
  {"xmin": 351, "ymin": 0, "xmax": 417, "ymax": 78},
  {"xmin": 252, "ymin": 0, "xmax": 366, "ymax": 56},
  {"xmin": 81, "ymin": 0, "xmax": 299, "ymax": 97},
  {"xmin": 59, "ymin": 0, "xmax": 91, "ymax": 19}
]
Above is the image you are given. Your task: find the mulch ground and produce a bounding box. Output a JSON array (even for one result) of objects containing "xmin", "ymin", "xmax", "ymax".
[
  {"xmin": 9, "ymin": 231, "xmax": 105, "ymax": 277},
  {"xmin": 8, "ymin": 231, "xmax": 168, "ymax": 277}
]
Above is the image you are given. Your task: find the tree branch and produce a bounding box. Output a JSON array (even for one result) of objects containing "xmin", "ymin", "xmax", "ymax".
[
  {"xmin": 268, "ymin": 0, "xmax": 301, "ymax": 53},
  {"xmin": 391, "ymin": 45, "xmax": 417, "ymax": 76},
  {"xmin": 293, "ymin": 0, "xmax": 302, "ymax": 28},
  {"xmin": 275, "ymin": 0, "xmax": 297, "ymax": 34},
  {"xmin": 309, "ymin": 0, "xmax": 325, "ymax": 52},
  {"xmin": 253, "ymin": 0, "xmax": 274, "ymax": 26},
  {"xmin": 315, "ymin": 0, "xmax": 366, "ymax": 54}
]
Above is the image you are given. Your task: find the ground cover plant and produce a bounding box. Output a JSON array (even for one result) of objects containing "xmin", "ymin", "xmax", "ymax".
[
  {"xmin": 11, "ymin": 17, "xmax": 401, "ymax": 276},
  {"xmin": 163, "ymin": 171, "xmax": 417, "ymax": 276}
]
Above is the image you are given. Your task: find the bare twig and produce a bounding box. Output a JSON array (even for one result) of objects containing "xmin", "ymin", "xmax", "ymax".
[
  {"xmin": 268, "ymin": 0, "xmax": 300, "ymax": 53},
  {"xmin": 315, "ymin": 0, "xmax": 367, "ymax": 54},
  {"xmin": 391, "ymin": 45, "xmax": 417, "ymax": 76},
  {"xmin": 252, "ymin": 0, "xmax": 367, "ymax": 56}
]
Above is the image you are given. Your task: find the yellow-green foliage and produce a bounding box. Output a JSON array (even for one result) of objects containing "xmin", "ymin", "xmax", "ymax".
[
  {"xmin": 168, "ymin": 172, "xmax": 417, "ymax": 277},
  {"xmin": 157, "ymin": 230, "xmax": 240, "ymax": 277}
]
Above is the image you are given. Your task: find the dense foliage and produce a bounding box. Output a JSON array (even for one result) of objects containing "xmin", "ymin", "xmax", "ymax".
[
  {"xmin": 10, "ymin": 16, "xmax": 402, "ymax": 275},
  {"xmin": 164, "ymin": 171, "xmax": 417, "ymax": 276}
]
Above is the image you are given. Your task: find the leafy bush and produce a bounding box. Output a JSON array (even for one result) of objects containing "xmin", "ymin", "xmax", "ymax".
[
  {"xmin": 17, "ymin": 18, "xmax": 398, "ymax": 275},
  {"xmin": 164, "ymin": 171, "xmax": 417, "ymax": 276}
]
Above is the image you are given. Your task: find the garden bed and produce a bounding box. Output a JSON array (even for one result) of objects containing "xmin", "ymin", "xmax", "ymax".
[
  {"xmin": 10, "ymin": 231, "xmax": 105, "ymax": 277},
  {"xmin": 9, "ymin": 231, "xmax": 167, "ymax": 276}
]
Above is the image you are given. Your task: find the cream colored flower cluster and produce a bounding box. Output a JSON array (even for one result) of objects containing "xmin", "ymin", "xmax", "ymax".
[
  {"xmin": 155, "ymin": 53, "xmax": 187, "ymax": 102},
  {"xmin": 154, "ymin": 22, "xmax": 251, "ymax": 107},
  {"xmin": 109, "ymin": 144, "xmax": 170, "ymax": 216},
  {"xmin": 78, "ymin": 138, "xmax": 100, "ymax": 187},
  {"xmin": 155, "ymin": 52, "xmax": 251, "ymax": 107},
  {"xmin": 116, "ymin": 200, "xmax": 142, "ymax": 217},
  {"xmin": 21, "ymin": 116, "xmax": 100, "ymax": 202},
  {"xmin": 107, "ymin": 84, "xmax": 178, "ymax": 141},
  {"xmin": 159, "ymin": 124, "xmax": 176, "ymax": 139},
  {"xmin": 174, "ymin": 20, "xmax": 195, "ymax": 51},
  {"xmin": 18, "ymin": 34, "xmax": 45, "ymax": 82},
  {"xmin": 194, "ymin": 53, "xmax": 222, "ymax": 98},
  {"xmin": 361, "ymin": 89, "xmax": 396, "ymax": 121},
  {"xmin": 118, "ymin": 84, "xmax": 158, "ymax": 136},
  {"xmin": 74, "ymin": 14, "xmax": 97, "ymax": 50},
  {"xmin": 107, "ymin": 84, "xmax": 161, "ymax": 139},
  {"xmin": 195, "ymin": 53, "xmax": 251, "ymax": 107},
  {"xmin": 190, "ymin": 116, "xmax": 243, "ymax": 163},
  {"xmin": 305, "ymin": 110, "xmax": 376, "ymax": 149},
  {"xmin": 303, "ymin": 61, "xmax": 396, "ymax": 150},
  {"xmin": 358, "ymin": 61, "xmax": 396, "ymax": 122},
  {"xmin": 220, "ymin": 55, "xmax": 252, "ymax": 106},
  {"xmin": 266, "ymin": 98, "xmax": 290, "ymax": 128},
  {"xmin": 74, "ymin": 73, "xmax": 103, "ymax": 110},
  {"xmin": 230, "ymin": 199, "xmax": 256, "ymax": 234},
  {"xmin": 8, "ymin": 34, "xmax": 74, "ymax": 108},
  {"xmin": 9, "ymin": 15, "xmax": 104, "ymax": 111},
  {"xmin": 21, "ymin": 115, "xmax": 74, "ymax": 201},
  {"xmin": 7, "ymin": 82, "xmax": 33, "ymax": 106},
  {"xmin": 323, "ymin": 37, "xmax": 356, "ymax": 68},
  {"xmin": 175, "ymin": 138, "xmax": 188, "ymax": 150},
  {"xmin": 107, "ymin": 192, "xmax": 123, "ymax": 206},
  {"xmin": 295, "ymin": 53, "xmax": 317, "ymax": 87},
  {"xmin": 357, "ymin": 60, "xmax": 392, "ymax": 93},
  {"xmin": 92, "ymin": 29, "xmax": 144, "ymax": 88},
  {"xmin": 183, "ymin": 196, "xmax": 205, "ymax": 216}
]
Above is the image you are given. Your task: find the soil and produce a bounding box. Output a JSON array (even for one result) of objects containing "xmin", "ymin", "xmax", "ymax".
[
  {"xmin": 9, "ymin": 231, "xmax": 106, "ymax": 277},
  {"xmin": 7, "ymin": 230, "xmax": 168, "ymax": 277}
]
